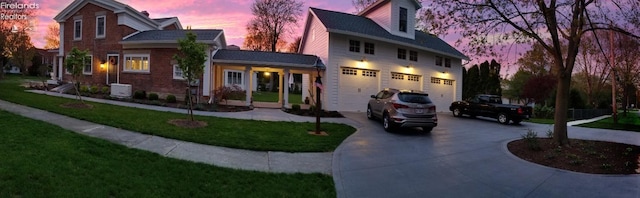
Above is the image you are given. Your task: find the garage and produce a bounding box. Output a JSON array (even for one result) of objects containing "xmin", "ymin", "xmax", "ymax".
[
  {"xmin": 428, "ymin": 77, "xmax": 455, "ymax": 112},
  {"xmin": 338, "ymin": 67, "xmax": 379, "ymax": 112},
  {"xmin": 388, "ymin": 72, "xmax": 421, "ymax": 91}
]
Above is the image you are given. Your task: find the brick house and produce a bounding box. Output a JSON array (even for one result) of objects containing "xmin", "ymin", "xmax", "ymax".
[{"xmin": 53, "ymin": 0, "xmax": 225, "ymax": 100}]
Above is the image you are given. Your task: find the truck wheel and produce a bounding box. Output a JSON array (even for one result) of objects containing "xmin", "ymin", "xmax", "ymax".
[
  {"xmin": 452, "ymin": 108, "xmax": 462, "ymax": 117},
  {"xmin": 512, "ymin": 118, "xmax": 522, "ymax": 125},
  {"xmin": 383, "ymin": 113, "xmax": 396, "ymax": 132},
  {"xmin": 497, "ymin": 113, "xmax": 510, "ymax": 125}
]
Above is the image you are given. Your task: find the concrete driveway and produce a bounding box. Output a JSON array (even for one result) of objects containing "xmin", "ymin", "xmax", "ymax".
[{"xmin": 333, "ymin": 112, "xmax": 640, "ymax": 198}]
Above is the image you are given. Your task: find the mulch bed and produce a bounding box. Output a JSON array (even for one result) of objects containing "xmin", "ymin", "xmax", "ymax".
[
  {"xmin": 167, "ymin": 119, "xmax": 208, "ymax": 128},
  {"xmin": 508, "ymin": 138, "xmax": 640, "ymax": 174},
  {"xmin": 283, "ymin": 109, "xmax": 344, "ymax": 118}
]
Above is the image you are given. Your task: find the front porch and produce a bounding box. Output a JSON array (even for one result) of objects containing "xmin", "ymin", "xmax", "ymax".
[{"xmin": 210, "ymin": 50, "xmax": 325, "ymax": 109}]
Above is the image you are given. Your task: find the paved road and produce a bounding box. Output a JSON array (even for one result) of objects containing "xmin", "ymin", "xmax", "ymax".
[{"xmin": 333, "ymin": 112, "xmax": 640, "ymax": 198}]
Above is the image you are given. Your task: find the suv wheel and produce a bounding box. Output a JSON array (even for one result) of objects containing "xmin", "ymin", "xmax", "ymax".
[
  {"xmin": 497, "ymin": 113, "xmax": 510, "ymax": 125},
  {"xmin": 452, "ymin": 108, "xmax": 462, "ymax": 117},
  {"xmin": 367, "ymin": 105, "xmax": 374, "ymax": 120},
  {"xmin": 383, "ymin": 113, "xmax": 395, "ymax": 132}
]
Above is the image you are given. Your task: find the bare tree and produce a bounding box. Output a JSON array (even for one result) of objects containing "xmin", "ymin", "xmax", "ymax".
[
  {"xmin": 244, "ymin": 0, "xmax": 303, "ymax": 52},
  {"xmin": 287, "ymin": 36, "xmax": 301, "ymax": 53},
  {"xmin": 424, "ymin": 0, "xmax": 640, "ymax": 145},
  {"xmin": 44, "ymin": 23, "xmax": 59, "ymax": 50},
  {"xmin": 352, "ymin": 0, "xmax": 377, "ymax": 12},
  {"xmin": 575, "ymin": 32, "xmax": 610, "ymax": 108}
]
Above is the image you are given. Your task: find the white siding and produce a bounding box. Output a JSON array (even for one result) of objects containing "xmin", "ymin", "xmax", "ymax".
[
  {"xmin": 117, "ymin": 14, "xmax": 155, "ymax": 32},
  {"xmin": 389, "ymin": 0, "xmax": 417, "ymax": 39},
  {"xmin": 361, "ymin": 2, "xmax": 392, "ymax": 33},
  {"xmin": 325, "ymin": 33, "xmax": 461, "ymax": 112}
]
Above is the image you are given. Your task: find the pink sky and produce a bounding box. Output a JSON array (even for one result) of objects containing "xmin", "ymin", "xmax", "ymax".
[
  {"xmin": 28, "ymin": 0, "xmax": 356, "ymax": 48},
  {"xmin": 26, "ymin": 0, "xmax": 520, "ymax": 74}
]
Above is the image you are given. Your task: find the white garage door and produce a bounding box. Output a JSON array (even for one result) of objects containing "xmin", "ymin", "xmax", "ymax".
[
  {"xmin": 339, "ymin": 67, "xmax": 379, "ymax": 112},
  {"xmin": 428, "ymin": 77, "xmax": 454, "ymax": 112},
  {"xmin": 388, "ymin": 72, "xmax": 421, "ymax": 91}
]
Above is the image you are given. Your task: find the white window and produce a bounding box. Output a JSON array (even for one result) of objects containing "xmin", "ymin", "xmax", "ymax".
[
  {"xmin": 391, "ymin": 73, "xmax": 404, "ymax": 80},
  {"xmin": 173, "ymin": 64, "xmax": 184, "ymax": 79},
  {"xmin": 342, "ymin": 68, "xmax": 357, "ymax": 75},
  {"xmin": 362, "ymin": 70, "xmax": 377, "ymax": 77},
  {"xmin": 83, "ymin": 55, "xmax": 92, "ymax": 75},
  {"xmin": 431, "ymin": 77, "xmax": 441, "ymax": 84},
  {"xmin": 408, "ymin": 75, "xmax": 420, "ymax": 82},
  {"xmin": 96, "ymin": 16, "xmax": 105, "ymax": 38},
  {"xmin": 224, "ymin": 70, "xmax": 244, "ymax": 88},
  {"xmin": 123, "ymin": 54, "xmax": 150, "ymax": 72},
  {"xmin": 74, "ymin": 19, "xmax": 82, "ymax": 40}
]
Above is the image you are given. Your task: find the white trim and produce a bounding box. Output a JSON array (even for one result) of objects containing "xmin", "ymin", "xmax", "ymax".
[
  {"xmin": 123, "ymin": 54, "xmax": 150, "ymax": 73},
  {"xmin": 73, "ymin": 19, "xmax": 82, "ymax": 40},
  {"xmin": 83, "ymin": 55, "xmax": 93, "ymax": 75},
  {"xmin": 96, "ymin": 15, "xmax": 106, "ymax": 38},
  {"xmin": 223, "ymin": 69, "xmax": 245, "ymax": 89},
  {"xmin": 173, "ymin": 64, "xmax": 184, "ymax": 80}
]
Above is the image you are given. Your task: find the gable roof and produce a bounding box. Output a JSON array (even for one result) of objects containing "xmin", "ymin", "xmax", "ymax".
[
  {"xmin": 121, "ymin": 29, "xmax": 223, "ymax": 44},
  {"xmin": 213, "ymin": 50, "xmax": 324, "ymax": 69},
  {"xmin": 310, "ymin": 7, "xmax": 468, "ymax": 60},
  {"xmin": 54, "ymin": 0, "xmax": 161, "ymax": 30}
]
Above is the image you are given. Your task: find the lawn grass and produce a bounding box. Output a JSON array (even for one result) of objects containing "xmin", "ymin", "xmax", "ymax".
[
  {"xmin": 526, "ymin": 118, "xmax": 555, "ymax": 124},
  {"xmin": 0, "ymin": 110, "xmax": 335, "ymax": 197},
  {"xmin": 252, "ymin": 91, "xmax": 303, "ymax": 104},
  {"xmin": 577, "ymin": 111, "xmax": 640, "ymax": 132},
  {"xmin": 0, "ymin": 76, "xmax": 355, "ymax": 152}
]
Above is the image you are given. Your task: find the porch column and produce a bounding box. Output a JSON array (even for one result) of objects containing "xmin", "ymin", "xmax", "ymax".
[
  {"xmin": 57, "ymin": 56, "xmax": 64, "ymax": 81},
  {"xmin": 245, "ymin": 66, "xmax": 252, "ymax": 106},
  {"xmin": 278, "ymin": 71, "xmax": 284, "ymax": 106},
  {"xmin": 283, "ymin": 69, "xmax": 290, "ymax": 108}
]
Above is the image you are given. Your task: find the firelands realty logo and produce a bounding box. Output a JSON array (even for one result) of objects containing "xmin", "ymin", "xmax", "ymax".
[{"xmin": 1, "ymin": 1, "xmax": 39, "ymax": 20}]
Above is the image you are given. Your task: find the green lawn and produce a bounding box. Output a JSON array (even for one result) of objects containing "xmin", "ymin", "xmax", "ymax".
[
  {"xmin": 577, "ymin": 111, "xmax": 640, "ymax": 132},
  {"xmin": 526, "ymin": 118, "xmax": 556, "ymax": 124},
  {"xmin": 252, "ymin": 91, "xmax": 304, "ymax": 104},
  {"xmin": 0, "ymin": 76, "xmax": 355, "ymax": 152},
  {"xmin": 0, "ymin": 110, "xmax": 335, "ymax": 197}
]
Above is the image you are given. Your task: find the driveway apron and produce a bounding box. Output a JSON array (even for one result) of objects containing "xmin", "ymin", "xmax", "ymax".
[{"xmin": 333, "ymin": 112, "xmax": 640, "ymax": 198}]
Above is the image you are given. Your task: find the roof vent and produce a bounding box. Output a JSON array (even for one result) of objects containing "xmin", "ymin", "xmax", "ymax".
[{"xmin": 141, "ymin": 11, "xmax": 149, "ymax": 17}]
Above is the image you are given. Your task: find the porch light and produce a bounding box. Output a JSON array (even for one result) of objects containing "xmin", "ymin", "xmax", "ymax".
[
  {"xmin": 264, "ymin": 72, "xmax": 270, "ymax": 76},
  {"xmin": 360, "ymin": 57, "xmax": 366, "ymax": 62}
]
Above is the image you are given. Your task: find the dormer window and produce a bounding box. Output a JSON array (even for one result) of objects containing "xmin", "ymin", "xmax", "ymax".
[
  {"xmin": 74, "ymin": 19, "xmax": 82, "ymax": 40},
  {"xmin": 399, "ymin": 7, "xmax": 407, "ymax": 32},
  {"xmin": 96, "ymin": 15, "xmax": 105, "ymax": 38}
]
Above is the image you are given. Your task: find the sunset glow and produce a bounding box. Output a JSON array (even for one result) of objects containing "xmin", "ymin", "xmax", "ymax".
[{"xmin": 27, "ymin": 0, "xmax": 356, "ymax": 48}]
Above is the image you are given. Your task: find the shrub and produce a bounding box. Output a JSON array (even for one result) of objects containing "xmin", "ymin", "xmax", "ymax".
[
  {"xmin": 90, "ymin": 85, "xmax": 99, "ymax": 94},
  {"xmin": 133, "ymin": 90, "xmax": 146, "ymax": 99},
  {"xmin": 80, "ymin": 85, "xmax": 90, "ymax": 93},
  {"xmin": 101, "ymin": 87, "xmax": 109, "ymax": 94},
  {"xmin": 213, "ymin": 85, "xmax": 246, "ymax": 104},
  {"xmin": 533, "ymin": 105, "xmax": 554, "ymax": 119},
  {"xmin": 521, "ymin": 129, "xmax": 541, "ymax": 151},
  {"xmin": 291, "ymin": 104, "xmax": 301, "ymax": 111},
  {"xmin": 148, "ymin": 93, "xmax": 159, "ymax": 101},
  {"xmin": 166, "ymin": 95, "xmax": 177, "ymax": 103},
  {"xmin": 545, "ymin": 129, "xmax": 553, "ymax": 138}
]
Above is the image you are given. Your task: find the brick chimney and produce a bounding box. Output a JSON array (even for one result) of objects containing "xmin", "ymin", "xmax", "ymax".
[{"xmin": 141, "ymin": 11, "xmax": 149, "ymax": 17}]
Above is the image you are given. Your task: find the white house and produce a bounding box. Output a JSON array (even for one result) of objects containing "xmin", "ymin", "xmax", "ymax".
[{"xmin": 299, "ymin": 0, "xmax": 468, "ymax": 112}]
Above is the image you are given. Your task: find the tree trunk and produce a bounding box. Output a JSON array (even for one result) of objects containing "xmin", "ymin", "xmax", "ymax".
[
  {"xmin": 74, "ymin": 81, "xmax": 84, "ymax": 103},
  {"xmin": 553, "ymin": 73, "xmax": 571, "ymax": 145}
]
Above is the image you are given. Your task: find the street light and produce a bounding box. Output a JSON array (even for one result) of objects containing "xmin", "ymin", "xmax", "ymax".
[{"xmin": 313, "ymin": 58, "xmax": 325, "ymax": 135}]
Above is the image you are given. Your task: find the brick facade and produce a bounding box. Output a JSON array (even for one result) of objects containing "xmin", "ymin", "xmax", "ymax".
[{"xmin": 59, "ymin": 2, "xmax": 191, "ymax": 99}]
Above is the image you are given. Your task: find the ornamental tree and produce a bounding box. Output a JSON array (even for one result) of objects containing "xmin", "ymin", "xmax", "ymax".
[{"xmin": 173, "ymin": 32, "xmax": 207, "ymax": 121}]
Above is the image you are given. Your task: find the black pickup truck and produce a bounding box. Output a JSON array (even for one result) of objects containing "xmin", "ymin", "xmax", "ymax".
[{"xmin": 449, "ymin": 94, "xmax": 533, "ymax": 124}]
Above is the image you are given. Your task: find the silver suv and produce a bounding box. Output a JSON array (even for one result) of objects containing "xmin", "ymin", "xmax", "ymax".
[{"xmin": 367, "ymin": 88, "xmax": 437, "ymax": 132}]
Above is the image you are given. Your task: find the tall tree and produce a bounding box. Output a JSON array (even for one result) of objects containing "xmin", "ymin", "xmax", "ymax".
[
  {"xmin": 64, "ymin": 47, "xmax": 89, "ymax": 103},
  {"xmin": 5, "ymin": 30, "xmax": 35, "ymax": 75},
  {"xmin": 575, "ymin": 32, "xmax": 610, "ymax": 108},
  {"xmin": 287, "ymin": 36, "xmax": 302, "ymax": 53},
  {"xmin": 44, "ymin": 23, "xmax": 60, "ymax": 50},
  {"xmin": 517, "ymin": 43, "xmax": 552, "ymax": 76},
  {"xmin": 244, "ymin": 0, "xmax": 303, "ymax": 52},
  {"xmin": 0, "ymin": 0, "xmax": 35, "ymax": 79},
  {"xmin": 424, "ymin": 0, "xmax": 640, "ymax": 145},
  {"xmin": 503, "ymin": 69, "xmax": 533, "ymax": 104},
  {"xmin": 173, "ymin": 32, "xmax": 207, "ymax": 121}
]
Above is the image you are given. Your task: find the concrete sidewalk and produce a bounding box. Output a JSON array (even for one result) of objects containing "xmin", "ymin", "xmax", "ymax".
[
  {"xmin": 566, "ymin": 115, "xmax": 611, "ymax": 126},
  {"xmin": 0, "ymin": 96, "xmax": 358, "ymax": 175}
]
